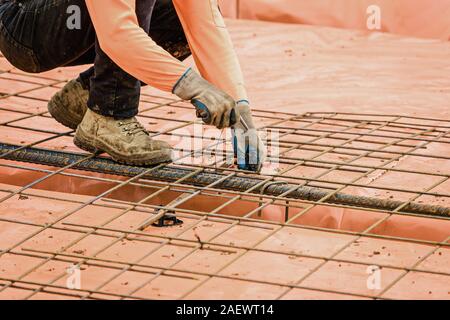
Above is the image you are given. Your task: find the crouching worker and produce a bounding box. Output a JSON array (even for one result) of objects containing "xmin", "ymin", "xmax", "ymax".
[{"xmin": 0, "ymin": 0, "xmax": 265, "ymax": 171}]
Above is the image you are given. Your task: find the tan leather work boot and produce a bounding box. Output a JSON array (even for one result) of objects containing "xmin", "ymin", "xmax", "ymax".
[
  {"xmin": 48, "ymin": 79, "xmax": 88, "ymax": 129},
  {"xmin": 74, "ymin": 109, "xmax": 173, "ymax": 165}
]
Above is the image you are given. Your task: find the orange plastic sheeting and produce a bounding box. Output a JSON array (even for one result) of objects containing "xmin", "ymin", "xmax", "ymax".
[
  {"xmin": 1, "ymin": 18, "xmax": 449, "ymax": 244},
  {"xmin": 226, "ymin": 19, "xmax": 450, "ymax": 119},
  {"xmin": 0, "ymin": 20, "xmax": 449, "ymax": 299},
  {"xmin": 219, "ymin": 0, "xmax": 450, "ymax": 40},
  {"xmin": 1, "ymin": 162, "xmax": 449, "ymax": 244},
  {"xmin": 2, "ymin": 183, "xmax": 448, "ymax": 299}
]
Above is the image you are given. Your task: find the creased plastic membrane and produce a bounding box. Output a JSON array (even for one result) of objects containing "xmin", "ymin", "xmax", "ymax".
[{"xmin": 219, "ymin": 0, "xmax": 450, "ymax": 40}]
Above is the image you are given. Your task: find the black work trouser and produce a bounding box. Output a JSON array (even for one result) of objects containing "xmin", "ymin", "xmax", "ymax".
[{"xmin": 0, "ymin": 0, "xmax": 191, "ymax": 118}]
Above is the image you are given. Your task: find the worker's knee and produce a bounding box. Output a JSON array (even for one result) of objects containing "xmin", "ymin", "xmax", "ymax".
[{"xmin": 0, "ymin": 25, "xmax": 42, "ymax": 73}]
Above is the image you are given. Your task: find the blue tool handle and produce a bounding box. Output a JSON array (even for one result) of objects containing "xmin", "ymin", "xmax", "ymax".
[
  {"xmin": 192, "ymin": 99, "xmax": 237, "ymax": 126},
  {"xmin": 192, "ymin": 99, "xmax": 211, "ymax": 124},
  {"xmin": 230, "ymin": 108, "xmax": 237, "ymax": 126}
]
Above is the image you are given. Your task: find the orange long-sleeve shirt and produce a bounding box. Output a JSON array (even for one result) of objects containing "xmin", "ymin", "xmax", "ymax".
[{"xmin": 85, "ymin": 0, "xmax": 247, "ymax": 101}]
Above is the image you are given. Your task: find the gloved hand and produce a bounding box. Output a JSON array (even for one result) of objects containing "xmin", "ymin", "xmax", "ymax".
[
  {"xmin": 232, "ymin": 101, "xmax": 266, "ymax": 172},
  {"xmin": 173, "ymin": 68, "xmax": 239, "ymax": 129}
]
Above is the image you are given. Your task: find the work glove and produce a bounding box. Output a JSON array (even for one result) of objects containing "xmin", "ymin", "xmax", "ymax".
[
  {"xmin": 173, "ymin": 68, "xmax": 238, "ymax": 129},
  {"xmin": 232, "ymin": 101, "xmax": 266, "ymax": 172}
]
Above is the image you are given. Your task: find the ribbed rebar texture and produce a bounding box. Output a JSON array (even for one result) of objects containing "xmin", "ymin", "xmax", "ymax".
[{"xmin": 1, "ymin": 143, "xmax": 449, "ymax": 217}]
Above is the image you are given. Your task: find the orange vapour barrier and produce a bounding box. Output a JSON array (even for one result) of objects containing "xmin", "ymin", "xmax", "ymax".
[
  {"xmin": 219, "ymin": 0, "xmax": 450, "ymax": 40},
  {"xmin": 0, "ymin": 8, "xmax": 449, "ymax": 299}
]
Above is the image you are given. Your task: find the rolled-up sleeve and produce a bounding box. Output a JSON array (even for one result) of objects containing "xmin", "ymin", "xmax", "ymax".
[
  {"xmin": 172, "ymin": 0, "xmax": 248, "ymax": 101},
  {"xmin": 85, "ymin": 0, "xmax": 187, "ymax": 92}
]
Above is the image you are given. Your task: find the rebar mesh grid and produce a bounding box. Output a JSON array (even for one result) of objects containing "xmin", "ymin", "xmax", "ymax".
[{"xmin": 0, "ymin": 61, "xmax": 449, "ymax": 300}]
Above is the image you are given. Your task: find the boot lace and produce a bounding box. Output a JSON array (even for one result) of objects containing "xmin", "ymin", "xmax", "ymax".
[{"xmin": 118, "ymin": 118, "xmax": 148, "ymax": 136}]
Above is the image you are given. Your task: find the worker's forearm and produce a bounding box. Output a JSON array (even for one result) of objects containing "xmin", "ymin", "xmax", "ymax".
[
  {"xmin": 85, "ymin": 0, "xmax": 187, "ymax": 92},
  {"xmin": 173, "ymin": 0, "xmax": 248, "ymax": 101}
]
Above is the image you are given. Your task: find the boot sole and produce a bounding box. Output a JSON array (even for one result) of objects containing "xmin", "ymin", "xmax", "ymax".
[
  {"xmin": 48, "ymin": 95, "xmax": 84, "ymax": 130},
  {"xmin": 74, "ymin": 127, "xmax": 173, "ymax": 166}
]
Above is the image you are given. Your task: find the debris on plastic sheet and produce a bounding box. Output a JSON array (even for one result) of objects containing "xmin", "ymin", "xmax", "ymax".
[{"xmin": 193, "ymin": 226, "xmax": 204, "ymax": 250}]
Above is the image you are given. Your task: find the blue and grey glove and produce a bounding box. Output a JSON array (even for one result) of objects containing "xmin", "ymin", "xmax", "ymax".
[
  {"xmin": 232, "ymin": 100, "xmax": 266, "ymax": 172},
  {"xmin": 173, "ymin": 68, "xmax": 238, "ymax": 129}
]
